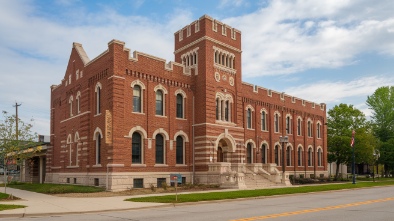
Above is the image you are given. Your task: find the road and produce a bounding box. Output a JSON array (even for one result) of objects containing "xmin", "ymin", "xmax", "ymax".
[{"xmin": 3, "ymin": 185, "xmax": 394, "ymax": 221}]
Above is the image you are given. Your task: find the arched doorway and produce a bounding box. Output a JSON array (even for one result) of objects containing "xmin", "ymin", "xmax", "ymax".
[{"xmin": 217, "ymin": 146, "xmax": 224, "ymax": 162}]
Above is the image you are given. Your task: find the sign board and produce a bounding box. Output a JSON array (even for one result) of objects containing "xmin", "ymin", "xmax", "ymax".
[{"xmin": 170, "ymin": 173, "xmax": 182, "ymax": 184}]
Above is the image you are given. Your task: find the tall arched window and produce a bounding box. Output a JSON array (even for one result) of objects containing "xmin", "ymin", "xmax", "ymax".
[
  {"xmin": 308, "ymin": 147, "xmax": 313, "ymax": 166},
  {"xmin": 76, "ymin": 93, "xmax": 80, "ymax": 114},
  {"xmin": 216, "ymin": 98, "xmax": 219, "ymax": 120},
  {"xmin": 225, "ymin": 101, "xmax": 229, "ymax": 121},
  {"xmin": 274, "ymin": 113, "xmax": 280, "ymax": 133},
  {"xmin": 96, "ymin": 133, "xmax": 101, "ymax": 165},
  {"xmin": 247, "ymin": 108, "xmax": 252, "ymax": 129},
  {"xmin": 155, "ymin": 134, "xmax": 164, "ymax": 164},
  {"xmin": 317, "ymin": 123, "xmax": 321, "ymax": 138},
  {"xmin": 286, "ymin": 147, "xmax": 291, "ymax": 166},
  {"xmin": 286, "ymin": 116, "xmax": 291, "ymax": 134},
  {"xmin": 69, "ymin": 96, "xmax": 73, "ymax": 117},
  {"xmin": 298, "ymin": 147, "xmax": 302, "ymax": 166},
  {"xmin": 95, "ymin": 84, "xmax": 101, "ymax": 115},
  {"xmin": 318, "ymin": 148, "xmax": 322, "ymax": 166},
  {"xmin": 275, "ymin": 145, "xmax": 279, "ymax": 165},
  {"xmin": 156, "ymin": 90, "xmax": 164, "ymax": 116},
  {"xmin": 133, "ymin": 85, "xmax": 141, "ymax": 112},
  {"xmin": 176, "ymin": 136, "xmax": 184, "ymax": 164},
  {"xmin": 308, "ymin": 121, "xmax": 312, "ymax": 137},
  {"xmin": 297, "ymin": 118, "xmax": 302, "ymax": 136},
  {"xmin": 261, "ymin": 144, "xmax": 267, "ymax": 164},
  {"xmin": 176, "ymin": 94, "xmax": 183, "ymax": 118},
  {"xmin": 132, "ymin": 132, "xmax": 142, "ymax": 164},
  {"xmin": 246, "ymin": 143, "xmax": 252, "ymax": 164},
  {"xmin": 261, "ymin": 111, "xmax": 267, "ymax": 131}
]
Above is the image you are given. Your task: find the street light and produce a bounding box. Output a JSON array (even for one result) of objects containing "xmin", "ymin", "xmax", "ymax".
[
  {"xmin": 351, "ymin": 130, "xmax": 356, "ymax": 184},
  {"xmin": 279, "ymin": 136, "xmax": 288, "ymax": 183},
  {"xmin": 373, "ymin": 150, "xmax": 380, "ymax": 182}
]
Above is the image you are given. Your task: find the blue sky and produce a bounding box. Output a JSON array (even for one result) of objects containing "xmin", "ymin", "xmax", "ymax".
[{"xmin": 1, "ymin": 0, "xmax": 394, "ymax": 136}]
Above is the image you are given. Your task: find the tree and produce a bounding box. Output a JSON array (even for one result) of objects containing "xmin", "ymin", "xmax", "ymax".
[
  {"xmin": 366, "ymin": 86, "xmax": 394, "ymax": 176},
  {"xmin": 0, "ymin": 111, "xmax": 37, "ymax": 192},
  {"xmin": 366, "ymin": 86, "xmax": 394, "ymax": 142},
  {"xmin": 327, "ymin": 104, "xmax": 373, "ymax": 180}
]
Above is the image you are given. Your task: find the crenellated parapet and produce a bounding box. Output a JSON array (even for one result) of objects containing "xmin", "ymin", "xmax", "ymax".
[{"xmin": 241, "ymin": 82, "xmax": 326, "ymax": 112}]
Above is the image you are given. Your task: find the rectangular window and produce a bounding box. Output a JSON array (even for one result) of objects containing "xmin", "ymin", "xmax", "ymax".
[
  {"xmin": 261, "ymin": 112, "xmax": 266, "ymax": 131},
  {"xmin": 157, "ymin": 178, "xmax": 166, "ymax": 188},
  {"xmin": 133, "ymin": 178, "xmax": 143, "ymax": 188},
  {"xmin": 94, "ymin": 178, "xmax": 99, "ymax": 186}
]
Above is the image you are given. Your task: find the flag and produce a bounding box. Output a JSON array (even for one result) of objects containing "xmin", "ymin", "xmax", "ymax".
[
  {"xmin": 350, "ymin": 130, "xmax": 355, "ymax": 147},
  {"xmin": 350, "ymin": 137, "xmax": 355, "ymax": 147}
]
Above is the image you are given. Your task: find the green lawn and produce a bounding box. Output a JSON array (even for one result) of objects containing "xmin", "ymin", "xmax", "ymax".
[
  {"xmin": 7, "ymin": 183, "xmax": 105, "ymax": 194},
  {"xmin": 127, "ymin": 181, "xmax": 394, "ymax": 203},
  {"xmin": 0, "ymin": 204, "xmax": 26, "ymax": 211},
  {"xmin": 0, "ymin": 192, "xmax": 9, "ymax": 200}
]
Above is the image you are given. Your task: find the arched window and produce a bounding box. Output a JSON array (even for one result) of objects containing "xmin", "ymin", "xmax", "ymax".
[
  {"xmin": 286, "ymin": 116, "xmax": 291, "ymax": 134},
  {"xmin": 155, "ymin": 134, "xmax": 164, "ymax": 164},
  {"xmin": 95, "ymin": 84, "xmax": 101, "ymax": 115},
  {"xmin": 69, "ymin": 96, "xmax": 73, "ymax": 117},
  {"xmin": 216, "ymin": 98, "xmax": 219, "ymax": 120},
  {"xmin": 261, "ymin": 144, "xmax": 267, "ymax": 164},
  {"xmin": 274, "ymin": 113, "xmax": 280, "ymax": 133},
  {"xmin": 96, "ymin": 133, "xmax": 101, "ymax": 165},
  {"xmin": 176, "ymin": 136, "xmax": 184, "ymax": 164},
  {"xmin": 275, "ymin": 145, "xmax": 279, "ymax": 165},
  {"xmin": 76, "ymin": 93, "xmax": 80, "ymax": 114},
  {"xmin": 156, "ymin": 90, "xmax": 164, "ymax": 116},
  {"xmin": 317, "ymin": 123, "xmax": 321, "ymax": 138},
  {"xmin": 246, "ymin": 143, "xmax": 252, "ymax": 164},
  {"xmin": 308, "ymin": 147, "xmax": 313, "ymax": 166},
  {"xmin": 308, "ymin": 121, "xmax": 312, "ymax": 137},
  {"xmin": 132, "ymin": 132, "xmax": 142, "ymax": 164},
  {"xmin": 176, "ymin": 94, "xmax": 183, "ymax": 118},
  {"xmin": 247, "ymin": 108, "xmax": 252, "ymax": 129},
  {"xmin": 298, "ymin": 147, "xmax": 302, "ymax": 166},
  {"xmin": 225, "ymin": 101, "xmax": 229, "ymax": 121},
  {"xmin": 318, "ymin": 148, "xmax": 322, "ymax": 166},
  {"xmin": 133, "ymin": 85, "xmax": 142, "ymax": 112},
  {"xmin": 297, "ymin": 118, "xmax": 302, "ymax": 136},
  {"xmin": 286, "ymin": 146, "xmax": 291, "ymax": 166},
  {"xmin": 261, "ymin": 111, "xmax": 267, "ymax": 131}
]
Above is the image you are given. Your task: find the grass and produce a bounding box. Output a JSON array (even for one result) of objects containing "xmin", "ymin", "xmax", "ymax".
[
  {"xmin": 6, "ymin": 182, "xmax": 105, "ymax": 194},
  {"xmin": 0, "ymin": 204, "xmax": 26, "ymax": 211},
  {"xmin": 0, "ymin": 192, "xmax": 9, "ymax": 200},
  {"xmin": 126, "ymin": 180, "xmax": 394, "ymax": 203}
]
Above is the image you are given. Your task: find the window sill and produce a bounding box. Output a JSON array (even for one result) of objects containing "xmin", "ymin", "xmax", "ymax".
[
  {"xmin": 92, "ymin": 164, "xmax": 102, "ymax": 168},
  {"xmin": 175, "ymin": 164, "xmax": 187, "ymax": 167},
  {"xmin": 155, "ymin": 115, "xmax": 167, "ymax": 118},
  {"xmin": 132, "ymin": 112, "xmax": 145, "ymax": 115},
  {"xmin": 131, "ymin": 164, "xmax": 146, "ymax": 167},
  {"xmin": 154, "ymin": 164, "xmax": 169, "ymax": 167},
  {"xmin": 94, "ymin": 113, "xmax": 102, "ymax": 117},
  {"xmin": 176, "ymin": 117, "xmax": 187, "ymax": 120}
]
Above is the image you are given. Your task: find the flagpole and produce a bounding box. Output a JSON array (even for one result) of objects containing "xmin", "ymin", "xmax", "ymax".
[{"xmin": 351, "ymin": 130, "xmax": 356, "ymax": 184}]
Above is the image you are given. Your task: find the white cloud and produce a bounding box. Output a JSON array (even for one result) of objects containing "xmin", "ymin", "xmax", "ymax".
[
  {"xmin": 223, "ymin": 0, "xmax": 394, "ymax": 76},
  {"xmin": 285, "ymin": 75, "xmax": 394, "ymax": 105}
]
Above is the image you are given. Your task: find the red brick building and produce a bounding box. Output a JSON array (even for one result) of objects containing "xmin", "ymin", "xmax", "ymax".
[{"xmin": 47, "ymin": 15, "xmax": 327, "ymax": 190}]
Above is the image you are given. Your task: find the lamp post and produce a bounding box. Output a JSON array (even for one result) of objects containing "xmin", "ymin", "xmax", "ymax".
[
  {"xmin": 351, "ymin": 130, "xmax": 356, "ymax": 184},
  {"xmin": 373, "ymin": 150, "xmax": 380, "ymax": 182},
  {"xmin": 279, "ymin": 136, "xmax": 288, "ymax": 183}
]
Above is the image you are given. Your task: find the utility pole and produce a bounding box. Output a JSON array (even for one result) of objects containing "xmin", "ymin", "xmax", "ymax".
[{"xmin": 13, "ymin": 103, "xmax": 21, "ymax": 141}]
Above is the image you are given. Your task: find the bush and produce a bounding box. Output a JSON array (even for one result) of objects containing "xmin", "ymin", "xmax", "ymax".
[
  {"xmin": 150, "ymin": 183, "xmax": 156, "ymax": 192},
  {"xmin": 161, "ymin": 181, "xmax": 168, "ymax": 190}
]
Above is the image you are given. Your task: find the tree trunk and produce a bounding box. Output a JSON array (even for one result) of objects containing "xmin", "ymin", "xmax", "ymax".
[{"xmin": 335, "ymin": 161, "xmax": 341, "ymax": 180}]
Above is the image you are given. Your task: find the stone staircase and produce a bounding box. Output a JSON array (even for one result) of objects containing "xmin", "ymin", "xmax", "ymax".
[{"xmin": 243, "ymin": 167, "xmax": 287, "ymax": 189}]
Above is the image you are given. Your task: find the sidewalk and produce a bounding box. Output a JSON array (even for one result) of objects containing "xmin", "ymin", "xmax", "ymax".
[{"xmin": 0, "ymin": 187, "xmax": 166, "ymax": 218}]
